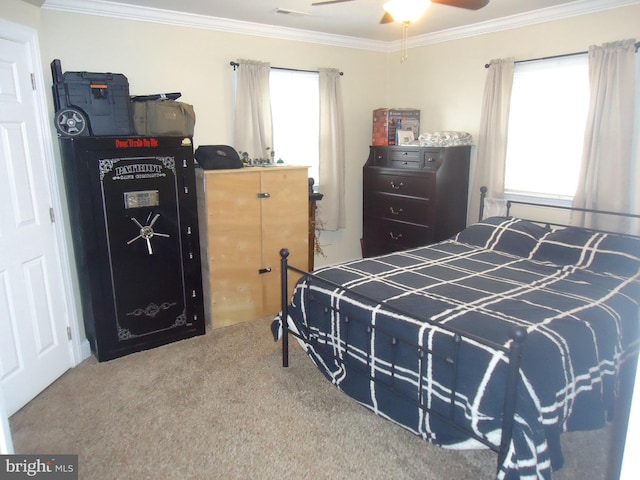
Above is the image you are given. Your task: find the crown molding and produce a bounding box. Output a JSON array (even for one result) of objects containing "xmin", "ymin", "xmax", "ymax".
[
  {"xmin": 42, "ymin": 0, "xmax": 640, "ymax": 53},
  {"xmin": 404, "ymin": 0, "xmax": 640, "ymax": 50},
  {"xmin": 41, "ymin": 0, "xmax": 389, "ymax": 51}
]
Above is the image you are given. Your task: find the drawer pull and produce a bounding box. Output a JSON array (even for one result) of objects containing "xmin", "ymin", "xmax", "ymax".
[
  {"xmin": 389, "ymin": 181, "xmax": 404, "ymax": 190},
  {"xmin": 426, "ymin": 157, "xmax": 436, "ymax": 163},
  {"xmin": 389, "ymin": 232, "xmax": 403, "ymax": 240},
  {"xmin": 389, "ymin": 206, "xmax": 403, "ymax": 215}
]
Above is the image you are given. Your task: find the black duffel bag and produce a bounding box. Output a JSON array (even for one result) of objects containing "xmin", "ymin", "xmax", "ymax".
[{"xmin": 195, "ymin": 145, "xmax": 243, "ymax": 170}]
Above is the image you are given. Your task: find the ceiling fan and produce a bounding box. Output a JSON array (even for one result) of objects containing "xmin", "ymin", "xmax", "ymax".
[{"xmin": 311, "ymin": 0, "xmax": 489, "ymax": 25}]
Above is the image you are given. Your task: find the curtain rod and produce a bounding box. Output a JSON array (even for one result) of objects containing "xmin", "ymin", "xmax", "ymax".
[
  {"xmin": 229, "ymin": 61, "xmax": 343, "ymax": 75},
  {"xmin": 484, "ymin": 41, "xmax": 640, "ymax": 68}
]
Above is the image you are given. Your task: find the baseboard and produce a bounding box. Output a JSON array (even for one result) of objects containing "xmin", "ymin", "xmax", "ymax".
[{"xmin": 80, "ymin": 339, "xmax": 92, "ymax": 361}]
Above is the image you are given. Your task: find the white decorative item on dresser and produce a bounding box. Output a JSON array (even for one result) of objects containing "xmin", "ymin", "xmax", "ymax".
[{"xmin": 195, "ymin": 166, "xmax": 309, "ymax": 329}]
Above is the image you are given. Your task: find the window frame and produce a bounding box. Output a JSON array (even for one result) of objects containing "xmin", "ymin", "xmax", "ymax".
[{"xmin": 503, "ymin": 53, "xmax": 590, "ymax": 206}]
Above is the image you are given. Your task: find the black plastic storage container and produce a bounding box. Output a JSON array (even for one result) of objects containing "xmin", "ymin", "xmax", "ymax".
[{"xmin": 51, "ymin": 59, "xmax": 134, "ymax": 137}]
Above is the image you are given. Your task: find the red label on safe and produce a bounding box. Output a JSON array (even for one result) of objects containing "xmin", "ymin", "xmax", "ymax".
[{"xmin": 115, "ymin": 138, "xmax": 159, "ymax": 148}]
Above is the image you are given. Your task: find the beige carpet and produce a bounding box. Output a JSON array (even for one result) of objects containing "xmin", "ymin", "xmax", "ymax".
[{"xmin": 10, "ymin": 315, "xmax": 619, "ymax": 479}]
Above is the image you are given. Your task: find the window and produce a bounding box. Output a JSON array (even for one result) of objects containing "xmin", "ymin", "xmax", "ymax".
[
  {"xmin": 504, "ymin": 55, "xmax": 589, "ymax": 202},
  {"xmin": 270, "ymin": 69, "xmax": 320, "ymax": 183}
]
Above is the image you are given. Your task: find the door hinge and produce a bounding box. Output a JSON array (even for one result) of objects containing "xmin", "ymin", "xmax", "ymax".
[
  {"xmin": 66, "ymin": 326, "xmax": 72, "ymax": 340},
  {"xmin": 49, "ymin": 207, "xmax": 55, "ymax": 223},
  {"xmin": 30, "ymin": 73, "xmax": 36, "ymax": 90}
]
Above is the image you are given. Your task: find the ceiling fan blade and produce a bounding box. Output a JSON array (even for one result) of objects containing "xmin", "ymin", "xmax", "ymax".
[
  {"xmin": 311, "ymin": 0, "xmax": 356, "ymax": 5},
  {"xmin": 431, "ymin": 0, "xmax": 490, "ymax": 10},
  {"xmin": 379, "ymin": 12, "xmax": 394, "ymax": 24}
]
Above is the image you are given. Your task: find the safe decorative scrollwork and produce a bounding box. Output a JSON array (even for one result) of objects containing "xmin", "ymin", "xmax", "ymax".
[{"xmin": 126, "ymin": 301, "xmax": 177, "ymax": 318}]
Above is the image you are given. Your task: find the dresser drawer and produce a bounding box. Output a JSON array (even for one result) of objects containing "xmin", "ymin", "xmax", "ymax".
[
  {"xmin": 368, "ymin": 193, "xmax": 433, "ymax": 226},
  {"xmin": 365, "ymin": 219, "xmax": 433, "ymax": 255},
  {"xmin": 422, "ymin": 149, "xmax": 443, "ymax": 167},
  {"xmin": 368, "ymin": 171, "xmax": 435, "ymax": 198},
  {"xmin": 390, "ymin": 149, "xmax": 422, "ymax": 169},
  {"xmin": 369, "ymin": 147, "xmax": 389, "ymax": 166}
]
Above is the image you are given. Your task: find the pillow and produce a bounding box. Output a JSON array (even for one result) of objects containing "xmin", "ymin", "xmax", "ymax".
[
  {"xmin": 454, "ymin": 217, "xmax": 549, "ymax": 258},
  {"xmin": 530, "ymin": 227, "xmax": 640, "ymax": 277}
]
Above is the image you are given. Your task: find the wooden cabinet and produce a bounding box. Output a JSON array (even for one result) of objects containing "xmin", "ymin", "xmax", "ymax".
[
  {"xmin": 362, "ymin": 145, "xmax": 470, "ymax": 257},
  {"xmin": 196, "ymin": 166, "xmax": 308, "ymax": 329}
]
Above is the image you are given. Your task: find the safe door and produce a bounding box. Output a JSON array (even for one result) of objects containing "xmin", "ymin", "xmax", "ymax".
[
  {"xmin": 60, "ymin": 136, "xmax": 205, "ymax": 361},
  {"xmin": 100, "ymin": 155, "xmax": 186, "ymax": 339}
]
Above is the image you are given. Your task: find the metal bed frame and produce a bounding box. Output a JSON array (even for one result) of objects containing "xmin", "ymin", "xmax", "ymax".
[
  {"xmin": 479, "ymin": 186, "xmax": 640, "ymax": 234},
  {"xmin": 277, "ymin": 187, "xmax": 640, "ymax": 475}
]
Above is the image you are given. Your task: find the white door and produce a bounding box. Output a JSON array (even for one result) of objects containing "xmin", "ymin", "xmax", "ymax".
[{"xmin": 0, "ymin": 31, "xmax": 74, "ymax": 416}]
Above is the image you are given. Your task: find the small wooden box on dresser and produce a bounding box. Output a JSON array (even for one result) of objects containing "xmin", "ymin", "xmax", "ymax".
[
  {"xmin": 363, "ymin": 145, "xmax": 471, "ymax": 257},
  {"xmin": 195, "ymin": 166, "xmax": 309, "ymax": 329}
]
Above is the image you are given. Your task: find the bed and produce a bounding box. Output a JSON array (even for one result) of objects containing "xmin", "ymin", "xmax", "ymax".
[{"xmin": 272, "ymin": 192, "xmax": 640, "ymax": 479}]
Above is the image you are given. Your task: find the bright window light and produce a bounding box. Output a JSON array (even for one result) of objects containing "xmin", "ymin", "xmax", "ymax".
[
  {"xmin": 270, "ymin": 69, "xmax": 319, "ymax": 184},
  {"xmin": 504, "ymin": 54, "xmax": 589, "ymax": 201}
]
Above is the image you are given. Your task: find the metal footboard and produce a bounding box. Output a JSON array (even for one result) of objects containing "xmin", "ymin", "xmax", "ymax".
[{"xmin": 278, "ymin": 248, "xmax": 527, "ymax": 474}]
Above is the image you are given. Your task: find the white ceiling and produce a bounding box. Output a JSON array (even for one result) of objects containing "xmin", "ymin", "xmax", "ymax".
[{"xmin": 42, "ymin": 0, "xmax": 638, "ymax": 45}]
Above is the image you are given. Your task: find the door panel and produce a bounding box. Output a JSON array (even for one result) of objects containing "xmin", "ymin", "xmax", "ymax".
[
  {"xmin": 260, "ymin": 168, "xmax": 308, "ymax": 314},
  {"xmin": 206, "ymin": 171, "xmax": 263, "ymax": 328},
  {"xmin": 0, "ymin": 35, "xmax": 73, "ymax": 416}
]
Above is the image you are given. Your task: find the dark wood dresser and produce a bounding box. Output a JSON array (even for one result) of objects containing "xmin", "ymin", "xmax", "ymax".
[{"xmin": 362, "ymin": 145, "xmax": 471, "ymax": 257}]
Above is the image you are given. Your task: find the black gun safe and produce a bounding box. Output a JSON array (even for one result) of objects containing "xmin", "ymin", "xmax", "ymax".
[{"xmin": 59, "ymin": 136, "xmax": 205, "ymax": 361}]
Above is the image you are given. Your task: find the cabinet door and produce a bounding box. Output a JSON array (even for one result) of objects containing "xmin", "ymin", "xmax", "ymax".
[
  {"xmin": 260, "ymin": 168, "xmax": 308, "ymax": 314},
  {"xmin": 205, "ymin": 171, "xmax": 263, "ymax": 328}
]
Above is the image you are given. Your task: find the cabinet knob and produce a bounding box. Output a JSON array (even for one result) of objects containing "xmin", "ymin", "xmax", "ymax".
[
  {"xmin": 389, "ymin": 181, "xmax": 404, "ymax": 190},
  {"xmin": 426, "ymin": 157, "xmax": 436, "ymax": 163}
]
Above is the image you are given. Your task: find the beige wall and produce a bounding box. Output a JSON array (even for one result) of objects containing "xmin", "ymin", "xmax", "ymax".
[
  {"xmin": 390, "ymin": 4, "xmax": 640, "ymax": 137},
  {"xmin": 1, "ymin": 0, "xmax": 41, "ymax": 27},
  {"xmin": 31, "ymin": 3, "xmax": 640, "ymax": 268},
  {"xmin": 37, "ymin": 9, "xmax": 386, "ymax": 266},
  {"xmin": 387, "ymin": 3, "xmax": 640, "ymax": 221}
]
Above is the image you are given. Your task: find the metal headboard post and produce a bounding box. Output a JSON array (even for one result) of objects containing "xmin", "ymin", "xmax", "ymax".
[
  {"xmin": 280, "ymin": 248, "xmax": 290, "ymax": 367},
  {"xmin": 479, "ymin": 186, "xmax": 487, "ymax": 221}
]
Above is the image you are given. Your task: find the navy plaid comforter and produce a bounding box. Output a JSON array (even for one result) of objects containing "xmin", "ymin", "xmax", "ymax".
[{"xmin": 279, "ymin": 217, "xmax": 640, "ymax": 479}]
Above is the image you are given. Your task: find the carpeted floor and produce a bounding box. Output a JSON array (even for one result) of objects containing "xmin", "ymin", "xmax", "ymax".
[{"xmin": 10, "ymin": 315, "xmax": 618, "ymax": 479}]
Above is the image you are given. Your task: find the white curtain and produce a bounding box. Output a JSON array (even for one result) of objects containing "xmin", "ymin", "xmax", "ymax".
[
  {"xmin": 572, "ymin": 39, "xmax": 637, "ymax": 233},
  {"xmin": 233, "ymin": 59, "xmax": 273, "ymax": 160},
  {"xmin": 469, "ymin": 58, "xmax": 515, "ymax": 225},
  {"xmin": 633, "ymin": 46, "xmax": 640, "ymax": 234},
  {"xmin": 317, "ymin": 68, "xmax": 346, "ymax": 231}
]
